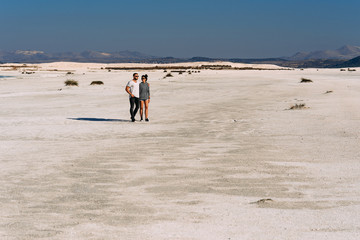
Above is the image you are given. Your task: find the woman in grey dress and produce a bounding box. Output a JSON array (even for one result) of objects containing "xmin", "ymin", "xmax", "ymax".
[{"xmin": 139, "ymin": 74, "xmax": 150, "ymax": 121}]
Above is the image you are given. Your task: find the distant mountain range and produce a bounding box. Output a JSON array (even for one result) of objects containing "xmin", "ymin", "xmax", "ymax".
[
  {"xmin": 331, "ymin": 56, "xmax": 360, "ymax": 68},
  {"xmin": 287, "ymin": 45, "xmax": 360, "ymax": 60},
  {"xmin": 0, "ymin": 50, "xmax": 157, "ymax": 63},
  {"xmin": 1, "ymin": 45, "xmax": 360, "ymax": 68}
]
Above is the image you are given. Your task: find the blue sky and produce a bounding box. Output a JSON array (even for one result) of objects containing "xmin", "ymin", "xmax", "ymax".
[{"xmin": 1, "ymin": 0, "xmax": 359, "ymax": 58}]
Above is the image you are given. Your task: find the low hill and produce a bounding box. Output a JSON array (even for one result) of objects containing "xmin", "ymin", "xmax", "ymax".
[
  {"xmin": 331, "ymin": 56, "xmax": 360, "ymax": 68},
  {"xmin": 288, "ymin": 45, "xmax": 360, "ymax": 60}
]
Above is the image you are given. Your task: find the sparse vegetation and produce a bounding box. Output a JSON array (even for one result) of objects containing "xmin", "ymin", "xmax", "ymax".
[
  {"xmin": 65, "ymin": 79, "xmax": 78, "ymax": 86},
  {"xmin": 163, "ymin": 70, "xmax": 167, "ymax": 72},
  {"xmin": 348, "ymin": 68, "xmax": 356, "ymax": 71},
  {"xmin": 66, "ymin": 72, "xmax": 74, "ymax": 75},
  {"xmin": 324, "ymin": 90, "xmax": 333, "ymax": 94},
  {"xmin": 90, "ymin": 81, "xmax": 104, "ymax": 85},
  {"xmin": 171, "ymin": 70, "xmax": 186, "ymax": 74},
  {"xmin": 300, "ymin": 78, "xmax": 313, "ymax": 83},
  {"xmin": 288, "ymin": 103, "xmax": 307, "ymax": 110},
  {"xmin": 105, "ymin": 65, "xmax": 286, "ymax": 71},
  {"xmin": 340, "ymin": 69, "xmax": 346, "ymax": 71},
  {"xmin": 163, "ymin": 73, "xmax": 173, "ymax": 78},
  {"xmin": 250, "ymin": 198, "xmax": 273, "ymax": 204}
]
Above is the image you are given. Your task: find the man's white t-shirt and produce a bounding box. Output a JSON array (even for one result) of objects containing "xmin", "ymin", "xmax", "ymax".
[{"xmin": 126, "ymin": 80, "xmax": 140, "ymax": 98}]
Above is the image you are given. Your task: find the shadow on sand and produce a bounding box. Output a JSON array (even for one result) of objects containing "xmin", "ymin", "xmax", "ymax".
[{"xmin": 68, "ymin": 118, "xmax": 130, "ymax": 122}]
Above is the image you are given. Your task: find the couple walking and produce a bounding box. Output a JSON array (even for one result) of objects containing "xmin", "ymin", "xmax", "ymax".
[{"xmin": 125, "ymin": 73, "xmax": 150, "ymax": 122}]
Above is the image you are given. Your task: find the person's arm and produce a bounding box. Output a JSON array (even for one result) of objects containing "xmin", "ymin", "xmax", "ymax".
[
  {"xmin": 139, "ymin": 83, "xmax": 143, "ymax": 97},
  {"xmin": 125, "ymin": 85, "xmax": 134, "ymax": 97},
  {"xmin": 148, "ymin": 83, "xmax": 150, "ymax": 102}
]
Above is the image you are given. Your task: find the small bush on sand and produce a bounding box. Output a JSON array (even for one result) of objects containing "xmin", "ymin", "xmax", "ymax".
[
  {"xmin": 324, "ymin": 90, "xmax": 333, "ymax": 94},
  {"xmin": 348, "ymin": 68, "xmax": 356, "ymax": 72},
  {"xmin": 288, "ymin": 103, "xmax": 307, "ymax": 110},
  {"xmin": 164, "ymin": 73, "xmax": 173, "ymax": 78},
  {"xmin": 164, "ymin": 70, "xmax": 167, "ymax": 72},
  {"xmin": 66, "ymin": 72, "xmax": 74, "ymax": 75},
  {"xmin": 340, "ymin": 69, "xmax": 346, "ymax": 71},
  {"xmin": 250, "ymin": 198, "xmax": 273, "ymax": 204},
  {"xmin": 90, "ymin": 81, "xmax": 104, "ymax": 85},
  {"xmin": 65, "ymin": 79, "xmax": 78, "ymax": 86},
  {"xmin": 300, "ymin": 78, "xmax": 313, "ymax": 83}
]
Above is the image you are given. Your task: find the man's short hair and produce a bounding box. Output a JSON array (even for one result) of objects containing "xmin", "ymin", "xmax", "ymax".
[{"xmin": 133, "ymin": 73, "xmax": 138, "ymax": 77}]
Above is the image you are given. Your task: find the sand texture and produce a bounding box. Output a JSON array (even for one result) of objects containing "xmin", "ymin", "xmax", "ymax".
[{"xmin": 1, "ymin": 63, "xmax": 360, "ymax": 239}]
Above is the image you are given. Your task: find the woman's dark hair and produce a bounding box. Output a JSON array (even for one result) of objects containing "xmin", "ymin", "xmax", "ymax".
[{"xmin": 141, "ymin": 74, "xmax": 148, "ymax": 81}]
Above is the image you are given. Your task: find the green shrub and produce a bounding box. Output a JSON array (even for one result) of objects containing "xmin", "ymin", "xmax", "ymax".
[
  {"xmin": 300, "ymin": 78, "xmax": 312, "ymax": 83},
  {"xmin": 90, "ymin": 81, "xmax": 104, "ymax": 85},
  {"xmin": 65, "ymin": 79, "xmax": 78, "ymax": 86},
  {"xmin": 289, "ymin": 103, "xmax": 307, "ymax": 110}
]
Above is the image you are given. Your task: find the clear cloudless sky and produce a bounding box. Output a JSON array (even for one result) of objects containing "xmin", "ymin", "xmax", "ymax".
[{"xmin": 1, "ymin": 0, "xmax": 359, "ymax": 58}]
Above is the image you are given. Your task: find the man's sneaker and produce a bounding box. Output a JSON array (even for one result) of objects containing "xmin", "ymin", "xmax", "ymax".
[
  {"xmin": 131, "ymin": 118, "xmax": 135, "ymax": 122},
  {"xmin": 145, "ymin": 118, "xmax": 149, "ymax": 122}
]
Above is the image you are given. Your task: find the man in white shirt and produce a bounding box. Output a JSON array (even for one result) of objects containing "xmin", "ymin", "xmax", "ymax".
[{"xmin": 125, "ymin": 73, "xmax": 140, "ymax": 122}]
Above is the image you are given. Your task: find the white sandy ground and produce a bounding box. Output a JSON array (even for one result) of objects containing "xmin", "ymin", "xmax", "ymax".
[
  {"xmin": 0, "ymin": 61, "xmax": 284, "ymax": 71},
  {"xmin": 0, "ymin": 62, "xmax": 360, "ymax": 240}
]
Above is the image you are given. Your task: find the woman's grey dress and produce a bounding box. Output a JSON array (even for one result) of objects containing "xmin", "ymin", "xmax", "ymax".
[{"xmin": 139, "ymin": 82, "xmax": 150, "ymax": 101}]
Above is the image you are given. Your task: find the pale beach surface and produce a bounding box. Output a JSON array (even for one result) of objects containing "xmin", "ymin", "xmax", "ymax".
[{"xmin": 1, "ymin": 62, "xmax": 360, "ymax": 239}]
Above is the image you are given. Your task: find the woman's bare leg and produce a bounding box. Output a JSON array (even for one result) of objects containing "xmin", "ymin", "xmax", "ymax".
[
  {"xmin": 140, "ymin": 101, "xmax": 144, "ymax": 120},
  {"xmin": 145, "ymin": 100, "xmax": 149, "ymax": 119}
]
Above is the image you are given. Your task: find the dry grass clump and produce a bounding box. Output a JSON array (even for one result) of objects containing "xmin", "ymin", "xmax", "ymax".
[
  {"xmin": 163, "ymin": 73, "xmax": 173, "ymax": 79},
  {"xmin": 300, "ymin": 78, "xmax": 313, "ymax": 83},
  {"xmin": 288, "ymin": 103, "xmax": 307, "ymax": 110},
  {"xmin": 250, "ymin": 198, "xmax": 273, "ymax": 204},
  {"xmin": 90, "ymin": 81, "xmax": 104, "ymax": 85},
  {"xmin": 348, "ymin": 68, "xmax": 356, "ymax": 72},
  {"xmin": 340, "ymin": 69, "xmax": 346, "ymax": 71},
  {"xmin": 65, "ymin": 79, "xmax": 78, "ymax": 86},
  {"xmin": 324, "ymin": 90, "xmax": 333, "ymax": 94},
  {"xmin": 66, "ymin": 72, "xmax": 74, "ymax": 75}
]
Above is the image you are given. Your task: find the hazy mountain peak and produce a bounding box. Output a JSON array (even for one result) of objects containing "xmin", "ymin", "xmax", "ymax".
[
  {"xmin": 288, "ymin": 45, "xmax": 360, "ymax": 60},
  {"xmin": 336, "ymin": 45, "xmax": 360, "ymax": 55},
  {"xmin": 15, "ymin": 50, "xmax": 45, "ymax": 55},
  {"xmin": 0, "ymin": 49, "xmax": 158, "ymax": 63}
]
